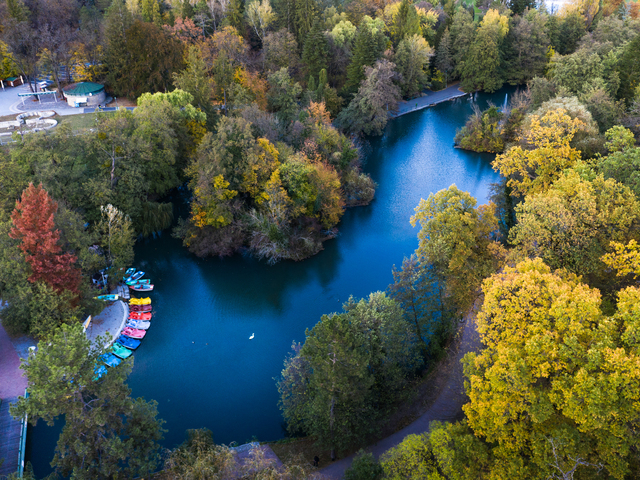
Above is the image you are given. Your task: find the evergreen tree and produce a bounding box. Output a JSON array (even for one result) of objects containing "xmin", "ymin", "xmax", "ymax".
[
  {"xmin": 390, "ymin": 0, "xmax": 421, "ymax": 46},
  {"xmin": 435, "ymin": 28, "xmax": 454, "ymax": 85},
  {"xmin": 228, "ymin": 0, "xmax": 245, "ymax": 33},
  {"xmin": 343, "ymin": 24, "xmax": 386, "ymax": 96},
  {"xmin": 301, "ymin": 20, "xmax": 328, "ymax": 80},
  {"xmin": 317, "ymin": 68, "xmax": 327, "ymax": 101},
  {"xmin": 294, "ymin": 0, "xmax": 319, "ymax": 46},
  {"xmin": 617, "ymin": 34, "xmax": 640, "ymax": 106}
]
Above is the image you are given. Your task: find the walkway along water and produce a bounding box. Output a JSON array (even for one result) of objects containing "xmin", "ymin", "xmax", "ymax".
[
  {"xmin": 0, "ymin": 315, "xmax": 28, "ymax": 476},
  {"xmin": 391, "ymin": 83, "xmax": 468, "ymax": 118}
]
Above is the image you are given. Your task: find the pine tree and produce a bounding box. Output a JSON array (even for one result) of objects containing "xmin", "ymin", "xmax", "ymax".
[
  {"xmin": 294, "ymin": 0, "xmax": 319, "ymax": 46},
  {"xmin": 301, "ymin": 20, "xmax": 328, "ymax": 80},
  {"xmin": 9, "ymin": 183, "xmax": 81, "ymax": 296},
  {"xmin": 343, "ymin": 25, "xmax": 386, "ymax": 96},
  {"xmin": 435, "ymin": 28, "xmax": 454, "ymax": 85},
  {"xmin": 317, "ymin": 68, "xmax": 327, "ymax": 102},
  {"xmin": 391, "ymin": 0, "xmax": 421, "ymax": 46},
  {"xmin": 228, "ymin": 0, "xmax": 246, "ymax": 33}
]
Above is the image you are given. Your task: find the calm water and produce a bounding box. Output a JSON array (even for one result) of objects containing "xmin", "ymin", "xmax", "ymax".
[{"xmin": 27, "ymin": 88, "xmax": 511, "ymax": 476}]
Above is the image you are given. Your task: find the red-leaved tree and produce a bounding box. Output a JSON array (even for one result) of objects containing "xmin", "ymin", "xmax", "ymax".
[{"xmin": 9, "ymin": 183, "xmax": 81, "ymax": 297}]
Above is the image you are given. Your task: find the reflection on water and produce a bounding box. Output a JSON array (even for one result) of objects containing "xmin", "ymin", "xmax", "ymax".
[{"xmin": 27, "ymin": 87, "xmax": 514, "ymax": 477}]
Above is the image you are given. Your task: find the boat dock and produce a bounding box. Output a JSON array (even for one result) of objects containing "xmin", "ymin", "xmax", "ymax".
[{"xmin": 116, "ymin": 284, "xmax": 130, "ymax": 300}]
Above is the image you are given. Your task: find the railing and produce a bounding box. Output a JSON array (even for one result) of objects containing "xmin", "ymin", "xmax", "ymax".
[{"xmin": 17, "ymin": 390, "xmax": 28, "ymax": 478}]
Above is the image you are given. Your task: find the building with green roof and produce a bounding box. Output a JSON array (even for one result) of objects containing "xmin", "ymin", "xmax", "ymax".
[{"xmin": 63, "ymin": 82, "xmax": 106, "ymax": 107}]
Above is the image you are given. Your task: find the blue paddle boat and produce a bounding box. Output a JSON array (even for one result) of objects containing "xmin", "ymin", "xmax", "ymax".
[
  {"xmin": 117, "ymin": 335, "xmax": 141, "ymax": 350},
  {"xmin": 100, "ymin": 353, "xmax": 122, "ymax": 367}
]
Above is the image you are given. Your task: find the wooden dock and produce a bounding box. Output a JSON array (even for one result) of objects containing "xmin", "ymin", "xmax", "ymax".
[{"xmin": 0, "ymin": 397, "xmax": 21, "ymax": 476}]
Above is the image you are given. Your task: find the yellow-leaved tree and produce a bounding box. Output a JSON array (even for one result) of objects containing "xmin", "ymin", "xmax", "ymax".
[
  {"xmin": 493, "ymin": 108, "xmax": 584, "ymax": 197},
  {"xmin": 462, "ymin": 258, "xmax": 640, "ymax": 479}
]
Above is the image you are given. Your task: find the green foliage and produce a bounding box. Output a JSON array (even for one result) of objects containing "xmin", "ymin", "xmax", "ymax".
[
  {"xmin": 11, "ymin": 323, "xmax": 165, "ymax": 479},
  {"xmin": 394, "ymin": 34, "xmax": 433, "ymax": 98},
  {"xmin": 337, "ymin": 59, "xmax": 401, "ymax": 136},
  {"xmin": 343, "ymin": 21, "xmax": 387, "ymax": 96},
  {"xmin": 617, "ymin": 33, "xmax": 640, "ymax": 106},
  {"xmin": 302, "ymin": 20, "xmax": 328, "ymax": 80},
  {"xmin": 454, "ymin": 105, "xmax": 504, "ymax": 153},
  {"xmin": 267, "ymin": 67, "xmax": 303, "ymax": 124},
  {"xmin": 344, "ymin": 450, "xmax": 383, "ymax": 480},
  {"xmin": 278, "ymin": 292, "xmax": 421, "ymax": 459}
]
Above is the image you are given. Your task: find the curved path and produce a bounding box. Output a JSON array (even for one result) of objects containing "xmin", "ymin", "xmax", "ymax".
[
  {"xmin": 0, "ymin": 311, "xmax": 28, "ymax": 476},
  {"xmin": 319, "ymin": 310, "xmax": 481, "ymax": 479}
]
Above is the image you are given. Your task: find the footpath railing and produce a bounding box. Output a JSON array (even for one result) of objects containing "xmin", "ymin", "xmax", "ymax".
[{"xmin": 17, "ymin": 390, "xmax": 28, "ymax": 478}]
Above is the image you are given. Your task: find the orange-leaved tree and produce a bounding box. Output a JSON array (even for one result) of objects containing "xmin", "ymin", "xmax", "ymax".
[{"xmin": 9, "ymin": 183, "xmax": 81, "ymax": 297}]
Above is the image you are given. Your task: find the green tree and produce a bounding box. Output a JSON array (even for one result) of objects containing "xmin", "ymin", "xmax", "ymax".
[
  {"xmin": 267, "ymin": 67, "xmax": 303, "ymax": 124},
  {"xmin": 449, "ymin": 9, "xmax": 475, "ymax": 81},
  {"xmin": 337, "ymin": 59, "xmax": 401, "ymax": 136},
  {"xmin": 293, "ymin": 0, "xmax": 319, "ymax": 46},
  {"xmin": 344, "ymin": 450, "xmax": 383, "ymax": 480},
  {"xmin": 503, "ymin": 9, "xmax": 550, "ymax": 86},
  {"xmin": 173, "ymin": 45, "xmax": 217, "ymax": 125},
  {"xmin": 395, "ymin": 34, "xmax": 433, "ymax": 98},
  {"xmin": 343, "ymin": 21, "xmax": 387, "ymax": 96},
  {"xmin": 389, "ymin": 0, "xmax": 421, "ymax": 46},
  {"xmin": 278, "ymin": 292, "xmax": 420, "ymax": 460},
  {"xmin": 11, "ymin": 323, "xmax": 165, "ymax": 479},
  {"xmin": 434, "ymin": 28, "xmax": 454, "ymax": 85},
  {"xmin": 460, "ymin": 9, "xmax": 509, "ymax": 92},
  {"xmin": 617, "ymin": 33, "xmax": 640, "ymax": 106},
  {"xmin": 410, "ymin": 185, "xmax": 502, "ymax": 320},
  {"xmin": 96, "ymin": 204, "xmax": 135, "ymax": 280},
  {"xmin": 302, "ymin": 20, "xmax": 328, "ymax": 80}
]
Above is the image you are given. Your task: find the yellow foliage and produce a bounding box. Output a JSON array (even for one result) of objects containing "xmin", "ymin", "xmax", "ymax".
[
  {"xmin": 602, "ymin": 240, "xmax": 640, "ymax": 278},
  {"xmin": 493, "ymin": 108, "xmax": 584, "ymax": 197},
  {"xmin": 481, "ymin": 9, "xmax": 509, "ymax": 38}
]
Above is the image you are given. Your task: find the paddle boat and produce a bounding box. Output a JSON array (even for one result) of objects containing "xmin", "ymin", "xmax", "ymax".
[
  {"xmin": 100, "ymin": 353, "xmax": 122, "ymax": 367},
  {"xmin": 130, "ymin": 305, "xmax": 152, "ymax": 312},
  {"xmin": 129, "ymin": 279, "xmax": 151, "ymax": 286},
  {"xmin": 129, "ymin": 311, "xmax": 152, "ymax": 319},
  {"xmin": 122, "ymin": 267, "xmax": 136, "ymax": 282},
  {"xmin": 125, "ymin": 271, "xmax": 145, "ymax": 285},
  {"xmin": 94, "ymin": 294, "xmax": 119, "ymax": 301},
  {"xmin": 129, "ymin": 297, "xmax": 151, "ymax": 306},
  {"xmin": 126, "ymin": 320, "xmax": 150, "ymax": 330},
  {"xmin": 130, "ymin": 284, "xmax": 154, "ymax": 292},
  {"xmin": 116, "ymin": 335, "xmax": 141, "ymax": 350},
  {"xmin": 122, "ymin": 327, "xmax": 146, "ymax": 339},
  {"xmin": 111, "ymin": 343, "xmax": 133, "ymax": 359},
  {"xmin": 93, "ymin": 364, "xmax": 108, "ymax": 380}
]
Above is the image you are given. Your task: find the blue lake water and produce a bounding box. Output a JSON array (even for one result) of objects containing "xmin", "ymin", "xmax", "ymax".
[{"xmin": 26, "ymin": 87, "xmax": 511, "ymax": 476}]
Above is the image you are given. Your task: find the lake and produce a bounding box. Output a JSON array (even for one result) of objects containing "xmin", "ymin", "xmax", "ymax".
[{"xmin": 26, "ymin": 87, "xmax": 511, "ymax": 476}]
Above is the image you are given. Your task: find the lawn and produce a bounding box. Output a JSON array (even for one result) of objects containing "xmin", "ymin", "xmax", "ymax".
[{"xmin": 56, "ymin": 111, "xmax": 116, "ymax": 132}]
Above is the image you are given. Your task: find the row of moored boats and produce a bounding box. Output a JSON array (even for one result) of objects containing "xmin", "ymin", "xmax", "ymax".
[{"xmin": 96, "ymin": 268, "xmax": 155, "ymax": 375}]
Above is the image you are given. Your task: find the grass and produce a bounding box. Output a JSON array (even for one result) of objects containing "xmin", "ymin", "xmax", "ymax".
[{"xmin": 56, "ymin": 111, "xmax": 116, "ymax": 132}]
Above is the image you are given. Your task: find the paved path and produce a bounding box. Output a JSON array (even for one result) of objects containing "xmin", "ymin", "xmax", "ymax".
[
  {"xmin": 0, "ymin": 318, "xmax": 28, "ymax": 476},
  {"xmin": 319, "ymin": 311, "xmax": 481, "ymax": 479},
  {"xmin": 391, "ymin": 83, "xmax": 468, "ymax": 118},
  {"xmin": 85, "ymin": 299, "xmax": 128, "ymax": 349}
]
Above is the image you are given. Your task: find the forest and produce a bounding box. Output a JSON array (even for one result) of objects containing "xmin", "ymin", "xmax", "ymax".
[{"xmin": 0, "ymin": 0, "xmax": 640, "ymax": 477}]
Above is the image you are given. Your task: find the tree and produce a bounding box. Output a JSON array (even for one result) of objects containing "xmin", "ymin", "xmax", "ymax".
[
  {"xmin": 293, "ymin": 0, "xmax": 319, "ymax": 46},
  {"xmin": 302, "ymin": 20, "xmax": 328, "ymax": 80},
  {"xmin": 9, "ymin": 183, "xmax": 81, "ymax": 297},
  {"xmin": 460, "ymin": 9, "xmax": 509, "ymax": 92},
  {"xmin": 278, "ymin": 292, "xmax": 420, "ymax": 460},
  {"xmin": 493, "ymin": 108, "xmax": 584, "ymax": 197},
  {"xmin": 617, "ymin": 34, "xmax": 640, "ymax": 106},
  {"xmin": 267, "ymin": 67, "xmax": 303, "ymax": 124},
  {"xmin": 462, "ymin": 258, "xmax": 640, "ymax": 479},
  {"xmin": 173, "ymin": 45, "xmax": 216, "ymax": 123},
  {"xmin": 344, "ymin": 450, "xmax": 383, "ymax": 480},
  {"xmin": 389, "ymin": 0, "xmax": 421, "ymax": 46},
  {"xmin": 246, "ymin": 0, "xmax": 276, "ymax": 43},
  {"xmin": 410, "ymin": 185, "xmax": 502, "ymax": 320},
  {"xmin": 11, "ymin": 323, "xmax": 165, "ymax": 480},
  {"xmin": 263, "ymin": 29, "xmax": 301, "ymax": 74},
  {"xmin": 97, "ymin": 204, "xmax": 135, "ymax": 279},
  {"xmin": 336, "ymin": 59, "xmax": 401, "ymax": 136},
  {"xmin": 449, "ymin": 9, "xmax": 475, "ymax": 81},
  {"xmin": 343, "ymin": 21, "xmax": 387, "ymax": 95},
  {"xmin": 503, "ymin": 9, "xmax": 550, "ymax": 86},
  {"xmin": 509, "ymin": 170, "xmax": 640, "ymax": 282},
  {"xmin": 434, "ymin": 28, "xmax": 453, "ymax": 85},
  {"xmin": 395, "ymin": 34, "xmax": 433, "ymax": 98}
]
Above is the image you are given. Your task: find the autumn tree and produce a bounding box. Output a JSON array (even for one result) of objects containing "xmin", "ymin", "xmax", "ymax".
[
  {"xmin": 246, "ymin": 0, "xmax": 276, "ymax": 42},
  {"xmin": 410, "ymin": 185, "xmax": 503, "ymax": 320},
  {"xmin": 492, "ymin": 108, "xmax": 584, "ymax": 197},
  {"xmin": 509, "ymin": 170, "xmax": 640, "ymax": 283},
  {"xmin": 11, "ymin": 323, "xmax": 165, "ymax": 480},
  {"xmin": 9, "ymin": 183, "xmax": 81, "ymax": 297},
  {"xmin": 462, "ymin": 258, "xmax": 640, "ymax": 479}
]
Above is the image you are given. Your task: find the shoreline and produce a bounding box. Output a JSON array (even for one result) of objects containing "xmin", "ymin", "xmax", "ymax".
[{"xmin": 390, "ymin": 83, "xmax": 469, "ymax": 119}]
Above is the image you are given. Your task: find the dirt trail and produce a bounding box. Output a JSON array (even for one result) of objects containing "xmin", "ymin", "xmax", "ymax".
[{"xmin": 319, "ymin": 311, "xmax": 481, "ymax": 479}]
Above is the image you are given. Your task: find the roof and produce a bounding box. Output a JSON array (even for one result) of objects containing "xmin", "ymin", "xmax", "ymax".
[{"xmin": 64, "ymin": 82, "xmax": 104, "ymax": 95}]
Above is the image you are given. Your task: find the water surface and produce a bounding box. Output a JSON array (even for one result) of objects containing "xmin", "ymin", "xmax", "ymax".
[{"xmin": 27, "ymin": 88, "xmax": 511, "ymax": 476}]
